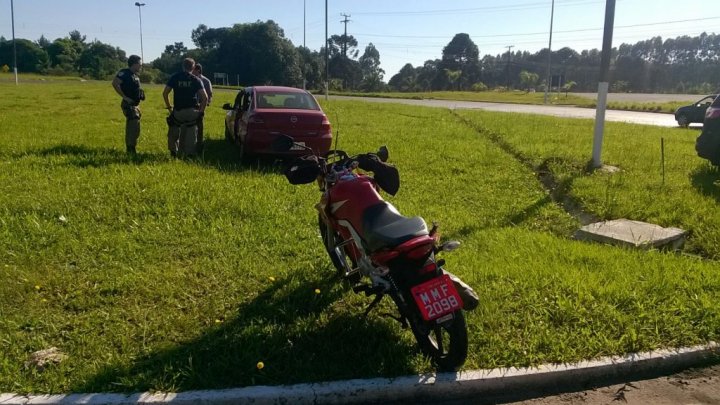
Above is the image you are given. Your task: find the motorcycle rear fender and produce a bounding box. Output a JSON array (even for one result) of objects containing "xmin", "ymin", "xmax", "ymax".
[{"xmin": 371, "ymin": 234, "xmax": 438, "ymax": 265}]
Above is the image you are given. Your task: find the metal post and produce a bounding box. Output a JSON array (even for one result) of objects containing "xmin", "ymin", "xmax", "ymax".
[
  {"xmin": 134, "ymin": 2, "xmax": 146, "ymax": 64},
  {"xmin": 661, "ymin": 138, "xmax": 665, "ymax": 185},
  {"xmin": 591, "ymin": 0, "xmax": 616, "ymax": 168},
  {"xmin": 544, "ymin": 0, "xmax": 554, "ymax": 104},
  {"xmin": 11, "ymin": 0, "xmax": 18, "ymax": 85},
  {"xmin": 303, "ymin": 0, "xmax": 307, "ymax": 89},
  {"xmin": 325, "ymin": 0, "xmax": 328, "ymax": 100},
  {"xmin": 303, "ymin": 0, "xmax": 306, "ymax": 48}
]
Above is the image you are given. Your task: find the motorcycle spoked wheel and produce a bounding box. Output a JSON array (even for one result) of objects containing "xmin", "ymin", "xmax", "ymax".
[
  {"xmin": 317, "ymin": 213, "xmax": 358, "ymax": 280},
  {"xmin": 408, "ymin": 309, "xmax": 468, "ymax": 372}
]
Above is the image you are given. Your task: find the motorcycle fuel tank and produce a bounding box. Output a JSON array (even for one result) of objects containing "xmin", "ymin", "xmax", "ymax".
[{"xmin": 326, "ymin": 174, "xmax": 383, "ymax": 234}]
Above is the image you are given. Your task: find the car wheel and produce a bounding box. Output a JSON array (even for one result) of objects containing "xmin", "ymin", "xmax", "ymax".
[{"xmin": 677, "ymin": 115, "xmax": 689, "ymax": 128}]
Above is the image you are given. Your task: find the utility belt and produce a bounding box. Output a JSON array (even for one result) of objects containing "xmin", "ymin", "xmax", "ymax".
[{"xmin": 166, "ymin": 108, "xmax": 204, "ymax": 128}]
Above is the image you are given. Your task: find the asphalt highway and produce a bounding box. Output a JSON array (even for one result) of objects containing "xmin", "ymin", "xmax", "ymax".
[{"xmin": 329, "ymin": 95, "xmax": 686, "ymax": 127}]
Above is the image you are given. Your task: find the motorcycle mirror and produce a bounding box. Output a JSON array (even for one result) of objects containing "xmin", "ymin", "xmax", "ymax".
[
  {"xmin": 440, "ymin": 240, "xmax": 461, "ymax": 252},
  {"xmin": 377, "ymin": 145, "xmax": 389, "ymax": 162},
  {"xmin": 272, "ymin": 134, "xmax": 295, "ymax": 152}
]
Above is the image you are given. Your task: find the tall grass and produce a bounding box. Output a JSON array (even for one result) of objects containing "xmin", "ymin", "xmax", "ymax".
[{"xmin": 1, "ymin": 81, "xmax": 719, "ymax": 394}]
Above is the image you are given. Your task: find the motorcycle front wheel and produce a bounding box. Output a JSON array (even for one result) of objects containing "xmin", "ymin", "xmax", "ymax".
[
  {"xmin": 409, "ymin": 309, "xmax": 468, "ymax": 372},
  {"xmin": 318, "ymin": 213, "xmax": 354, "ymax": 278}
]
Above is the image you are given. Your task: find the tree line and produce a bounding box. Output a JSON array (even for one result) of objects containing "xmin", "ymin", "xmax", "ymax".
[
  {"xmin": 1, "ymin": 22, "xmax": 719, "ymax": 94},
  {"xmin": 389, "ymin": 32, "xmax": 720, "ymax": 94}
]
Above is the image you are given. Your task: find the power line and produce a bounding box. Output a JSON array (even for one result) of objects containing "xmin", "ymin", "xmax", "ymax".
[
  {"xmin": 349, "ymin": 0, "xmax": 603, "ymax": 16},
  {"xmin": 351, "ymin": 15, "xmax": 720, "ymax": 40}
]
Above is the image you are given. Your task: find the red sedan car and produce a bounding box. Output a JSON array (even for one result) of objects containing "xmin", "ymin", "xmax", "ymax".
[{"xmin": 222, "ymin": 86, "xmax": 332, "ymax": 159}]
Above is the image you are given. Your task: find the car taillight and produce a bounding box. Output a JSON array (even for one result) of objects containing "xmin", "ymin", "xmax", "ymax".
[
  {"xmin": 321, "ymin": 115, "xmax": 331, "ymax": 134},
  {"xmin": 706, "ymin": 107, "xmax": 720, "ymax": 120}
]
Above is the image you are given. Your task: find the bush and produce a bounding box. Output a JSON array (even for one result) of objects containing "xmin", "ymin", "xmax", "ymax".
[
  {"xmin": 471, "ymin": 82, "xmax": 488, "ymax": 92},
  {"xmin": 1, "ymin": 64, "xmax": 9, "ymax": 73}
]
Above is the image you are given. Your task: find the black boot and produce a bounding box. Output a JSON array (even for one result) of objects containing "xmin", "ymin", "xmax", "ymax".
[{"xmin": 126, "ymin": 145, "xmax": 137, "ymax": 155}]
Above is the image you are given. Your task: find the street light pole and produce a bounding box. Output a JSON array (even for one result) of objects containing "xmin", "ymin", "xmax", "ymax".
[
  {"xmin": 134, "ymin": 2, "xmax": 146, "ymax": 64},
  {"xmin": 544, "ymin": 0, "xmax": 555, "ymax": 104},
  {"xmin": 325, "ymin": 0, "xmax": 328, "ymax": 100},
  {"xmin": 11, "ymin": 0, "xmax": 18, "ymax": 85}
]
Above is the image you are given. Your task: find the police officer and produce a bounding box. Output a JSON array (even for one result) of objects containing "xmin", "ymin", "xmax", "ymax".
[
  {"xmin": 112, "ymin": 55, "xmax": 145, "ymax": 154},
  {"xmin": 192, "ymin": 63, "xmax": 213, "ymax": 155},
  {"xmin": 163, "ymin": 58, "xmax": 208, "ymax": 158}
]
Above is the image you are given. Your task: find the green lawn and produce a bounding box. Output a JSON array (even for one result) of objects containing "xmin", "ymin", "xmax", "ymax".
[{"xmin": 1, "ymin": 81, "xmax": 719, "ymax": 394}]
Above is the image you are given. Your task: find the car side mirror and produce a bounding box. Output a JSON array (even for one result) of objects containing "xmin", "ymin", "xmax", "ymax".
[
  {"xmin": 377, "ymin": 145, "xmax": 389, "ymax": 162},
  {"xmin": 222, "ymin": 103, "xmax": 233, "ymax": 110},
  {"xmin": 272, "ymin": 134, "xmax": 295, "ymax": 152}
]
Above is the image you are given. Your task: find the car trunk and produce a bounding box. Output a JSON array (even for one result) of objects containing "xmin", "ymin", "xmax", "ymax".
[{"xmin": 254, "ymin": 108, "xmax": 328, "ymax": 138}]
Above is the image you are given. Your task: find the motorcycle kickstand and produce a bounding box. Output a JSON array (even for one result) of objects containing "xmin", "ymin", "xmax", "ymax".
[
  {"xmin": 363, "ymin": 293, "xmax": 384, "ymax": 319},
  {"xmin": 380, "ymin": 312, "xmax": 408, "ymax": 329}
]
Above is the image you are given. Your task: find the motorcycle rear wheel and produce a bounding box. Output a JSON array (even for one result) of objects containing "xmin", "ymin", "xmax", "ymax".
[{"xmin": 409, "ymin": 309, "xmax": 468, "ymax": 372}]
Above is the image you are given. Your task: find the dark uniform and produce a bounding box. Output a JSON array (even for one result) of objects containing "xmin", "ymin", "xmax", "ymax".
[
  {"xmin": 115, "ymin": 68, "xmax": 144, "ymax": 152},
  {"xmin": 166, "ymin": 72, "xmax": 204, "ymax": 156}
]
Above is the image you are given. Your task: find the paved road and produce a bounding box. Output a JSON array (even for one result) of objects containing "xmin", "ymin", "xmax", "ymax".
[
  {"xmin": 569, "ymin": 92, "xmax": 702, "ymax": 103},
  {"xmin": 330, "ymin": 95, "xmax": 686, "ymax": 127}
]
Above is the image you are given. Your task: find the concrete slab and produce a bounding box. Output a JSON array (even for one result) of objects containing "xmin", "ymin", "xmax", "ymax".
[{"xmin": 575, "ymin": 219, "xmax": 687, "ymax": 250}]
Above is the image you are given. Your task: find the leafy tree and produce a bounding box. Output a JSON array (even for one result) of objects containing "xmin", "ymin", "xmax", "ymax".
[
  {"xmin": 152, "ymin": 42, "xmax": 189, "ymax": 74},
  {"xmin": 519, "ymin": 70, "xmax": 539, "ymax": 92},
  {"xmin": 329, "ymin": 54, "xmax": 361, "ymax": 90},
  {"xmin": 445, "ymin": 69, "xmax": 462, "ymax": 90},
  {"xmin": 359, "ymin": 43, "xmax": 385, "ymax": 91},
  {"xmin": 47, "ymin": 38, "xmax": 81, "ymax": 73},
  {"xmin": 78, "ymin": 41, "xmax": 125, "ymax": 79},
  {"xmin": 562, "ymin": 80, "xmax": 577, "ymax": 97},
  {"xmin": 37, "ymin": 35, "xmax": 50, "ymax": 50},
  {"xmin": 327, "ymin": 34, "xmax": 359, "ymax": 58},
  {"xmin": 297, "ymin": 46, "xmax": 323, "ymax": 90},
  {"xmin": 438, "ymin": 33, "xmax": 479, "ymax": 90},
  {"xmin": 388, "ymin": 63, "xmax": 417, "ymax": 92},
  {"xmin": 211, "ymin": 20, "xmax": 302, "ymax": 86},
  {"xmin": 0, "ymin": 39, "xmax": 48, "ymax": 73}
]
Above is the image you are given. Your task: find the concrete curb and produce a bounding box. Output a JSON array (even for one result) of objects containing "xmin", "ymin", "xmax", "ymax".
[{"xmin": 2, "ymin": 342, "xmax": 718, "ymax": 405}]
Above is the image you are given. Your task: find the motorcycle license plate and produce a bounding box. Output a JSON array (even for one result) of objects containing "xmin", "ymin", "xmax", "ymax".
[
  {"xmin": 411, "ymin": 274, "xmax": 463, "ymax": 322},
  {"xmin": 290, "ymin": 142, "xmax": 306, "ymax": 150}
]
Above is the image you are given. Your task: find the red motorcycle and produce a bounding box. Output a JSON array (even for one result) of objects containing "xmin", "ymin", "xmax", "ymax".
[{"xmin": 275, "ymin": 135, "xmax": 478, "ymax": 371}]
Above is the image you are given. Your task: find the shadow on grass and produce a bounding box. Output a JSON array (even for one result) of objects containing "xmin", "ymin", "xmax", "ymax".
[
  {"xmin": 33, "ymin": 144, "xmax": 167, "ymax": 167},
  {"xmin": 73, "ymin": 270, "xmax": 418, "ymax": 393},
  {"xmin": 690, "ymin": 164, "xmax": 720, "ymax": 201},
  {"xmin": 199, "ymin": 138, "xmax": 286, "ymax": 175},
  {"xmin": 13, "ymin": 139, "xmax": 286, "ymax": 175}
]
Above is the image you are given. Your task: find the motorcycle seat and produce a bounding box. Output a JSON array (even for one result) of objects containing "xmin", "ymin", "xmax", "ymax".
[{"xmin": 362, "ymin": 202, "xmax": 428, "ymax": 252}]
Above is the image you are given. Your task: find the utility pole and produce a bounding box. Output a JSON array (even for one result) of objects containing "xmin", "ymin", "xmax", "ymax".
[
  {"xmin": 325, "ymin": 0, "xmax": 328, "ymax": 100},
  {"xmin": 303, "ymin": 0, "xmax": 306, "ymax": 48},
  {"xmin": 11, "ymin": 0, "xmax": 18, "ymax": 85},
  {"xmin": 303, "ymin": 0, "xmax": 306, "ymax": 89},
  {"xmin": 340, "ymin": 13, "xmax": 351, "ymax": 57},
  {"xmin": 591, "ymin": 0, "xmax": 616, "ymax": 168},
  {"xmin": 544, "ymin": 0, "xmax": 555, "ymax": 104},
  {"xmin": 505, "ymin": 45, "xmax": 514, "ymax": 89}
]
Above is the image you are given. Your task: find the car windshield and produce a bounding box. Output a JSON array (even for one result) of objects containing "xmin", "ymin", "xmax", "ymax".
[{"xmin": 255, "ymin": 91, "xmax": 320, "ymax": 110}]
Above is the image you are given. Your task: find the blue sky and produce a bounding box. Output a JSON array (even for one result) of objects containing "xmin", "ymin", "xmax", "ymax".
[{"xmin": 0, "ymin": 0, "xmax": 716, "ymax": 78}]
